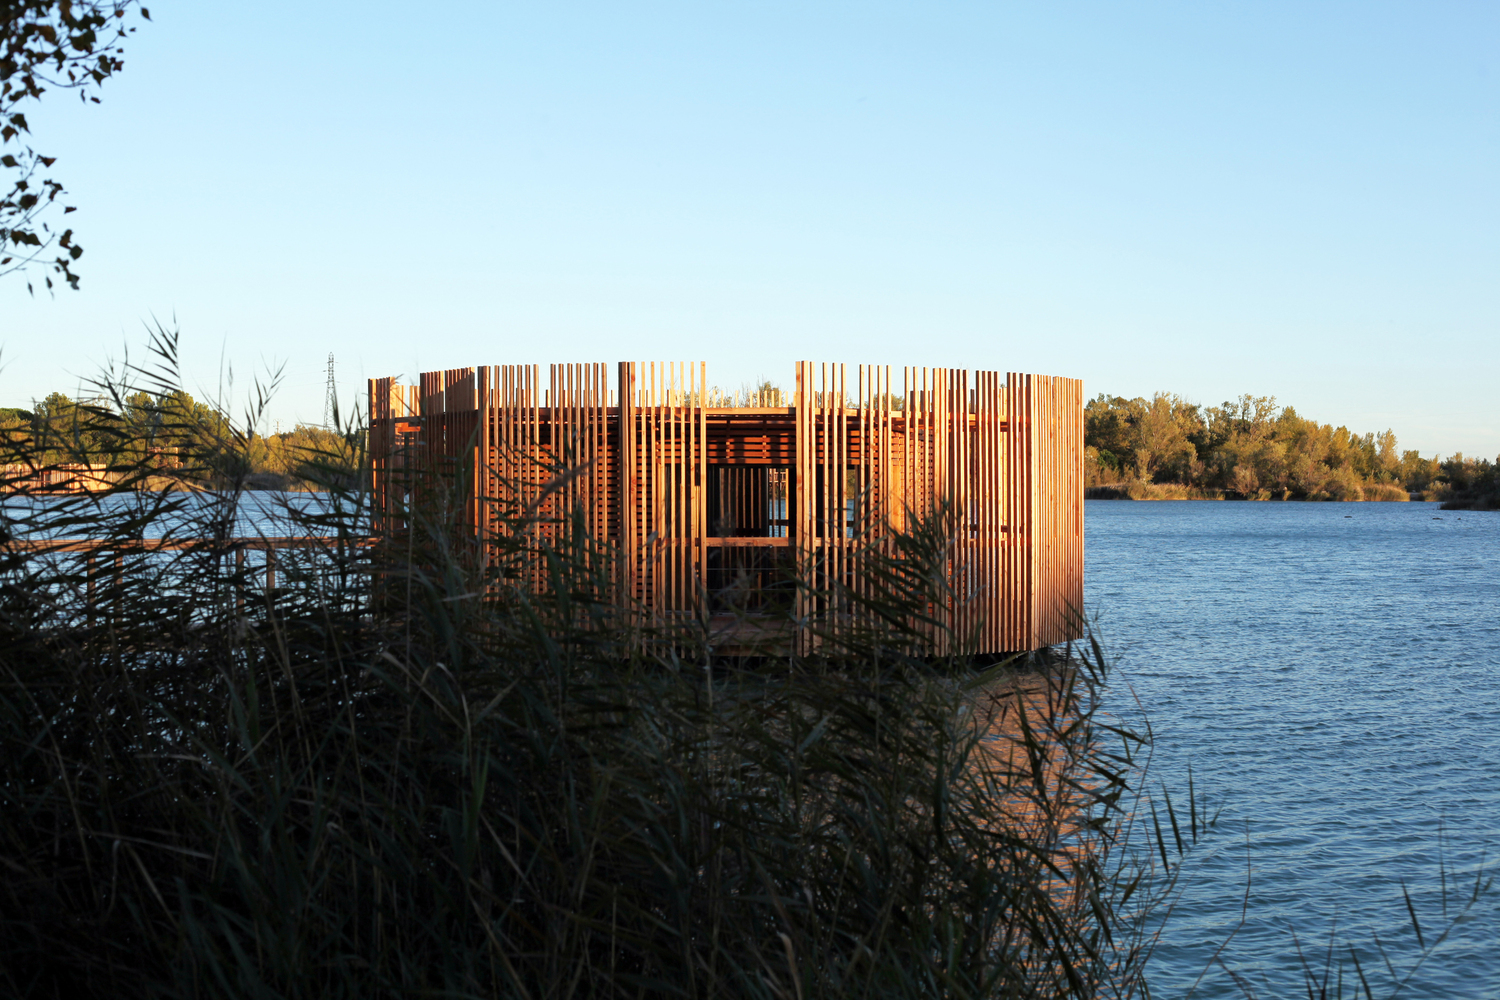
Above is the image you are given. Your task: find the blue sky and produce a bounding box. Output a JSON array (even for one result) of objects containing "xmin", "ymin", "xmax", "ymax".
[{"xmin": 4, "ymin": 1, "xmax": 1497, "ymax": 457}]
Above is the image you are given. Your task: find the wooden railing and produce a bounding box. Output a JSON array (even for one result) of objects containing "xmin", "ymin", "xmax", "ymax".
[{"xmin": 10, "ymin": 536, "xmax": 375, "ymax": 607}]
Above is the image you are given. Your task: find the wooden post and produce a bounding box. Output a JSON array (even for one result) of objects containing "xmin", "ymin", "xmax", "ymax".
[
  {"xmin": 618, "ymin": 362, "xmax": 637, "ymax": 617},
  {"xmin": 84, "ymin": 552, "xmax": 95, "ymax": 630},
  {"xmin": 696, "ymin": 361, "xmax": 708, "ymax": 625},
  {"xmin": 793, "ymin": 361, "xmax": 812, "ymax": 654},
  {"xmin": 477, "ymin": 365, "xmax": 491, "ymax": 562},
  {"xmin": 114, "ymin": 552, "xmax": 124, "ymax": 628}
]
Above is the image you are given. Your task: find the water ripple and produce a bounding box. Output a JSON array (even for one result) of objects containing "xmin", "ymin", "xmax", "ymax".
[{"xmin": 1087, "ymin": 500, "xmax": 1500, "ymax": 997}]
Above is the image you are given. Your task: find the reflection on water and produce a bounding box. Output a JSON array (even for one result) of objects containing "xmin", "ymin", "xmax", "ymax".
[{"xmin": 1087, "ymin": 500, "xmax": 1500, "ymax": 995}]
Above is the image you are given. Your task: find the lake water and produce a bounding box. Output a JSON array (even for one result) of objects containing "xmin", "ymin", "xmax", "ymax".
[
  {"xmin": 1086, "ymin": 500, "xmax": 1499, "ymax": 997},
  {"xmin": 2, "ymin": 491, "xmax": 348, "ymax": 539},
  {"xmin": 9, "ymin": 492, "xmax": 1495, "ymax": 992}
]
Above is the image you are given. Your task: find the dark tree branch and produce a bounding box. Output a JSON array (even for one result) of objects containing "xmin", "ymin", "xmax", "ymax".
[{"xmin": 1, "ymin": 0, "xmax": 150, "ymax": 293}]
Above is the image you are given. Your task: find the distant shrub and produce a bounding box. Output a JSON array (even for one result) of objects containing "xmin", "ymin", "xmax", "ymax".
[{"xmin": 1362, "ymin": 481, "xmax": 1411, "ymax": 502}]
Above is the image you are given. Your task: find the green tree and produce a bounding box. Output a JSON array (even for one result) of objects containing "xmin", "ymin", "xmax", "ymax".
[
  {"xmin": 24, "ymin": 388, "xmax": 131, "ymax": 464},
  {"xmin": 1083, "ymin": 394, "xmax": 1135, "ymax": 477},
  {"xmin": 2, "ymin": 1, "xmax": 150, "ymax": 292},
  {"xmin": 30, "ymin": 388, "xmax": 74, "ymax": 460},
  {"xmin": 1371, "ymin": 429, "xmax": 1400, "ymax": 482},
  {"xmin": 1130, "ymin": 393, "xmax": 1203, "ymax": 482},
  {"xmin": 1399, "ymin": 450, "xmax": 1439, "ymax": 491},
  {"xmin": 1082, "ymin": 389, "xmax": 1456, "ymax": 500}
]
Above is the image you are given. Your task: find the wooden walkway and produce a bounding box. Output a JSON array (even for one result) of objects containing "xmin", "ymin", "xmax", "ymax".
[{"xmin": 370, "ymin": 362, "xmax": 1083, "ymax": 655}]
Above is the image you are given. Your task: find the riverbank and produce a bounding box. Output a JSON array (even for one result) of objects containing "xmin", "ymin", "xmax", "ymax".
[
  {"xmin": 1439, "ymin": 492, "xmax": 1500, "ymax": 511},
  {"xmin": 1, "ymin": 471, "xmax": 341, "ymax": 495},
  {"xmin": 1085, "ymin": 482, "xmax": 1415, "ymax": 501}
]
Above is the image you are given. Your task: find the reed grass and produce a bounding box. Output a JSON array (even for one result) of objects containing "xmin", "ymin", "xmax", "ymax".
[
  {"xmin": 0, "ymin": 330, "xmax": 1176, "ymax": 999},
  {"xmin": 1358, "ymin": 481, "xmax": 1411, "ymax": 502},
  {"xmin": 2, "ymin": 328, "xmax": 1483, "ymax": 998},
  {"xmin": 1084, "ymin": 481, "xmax": 1219, "ymax": 501}
]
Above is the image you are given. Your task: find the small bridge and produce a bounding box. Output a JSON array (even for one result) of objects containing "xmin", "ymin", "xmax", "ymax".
[{"xmin": 369, "ymin": 362, "xmax": 1083, "ymax": 655}]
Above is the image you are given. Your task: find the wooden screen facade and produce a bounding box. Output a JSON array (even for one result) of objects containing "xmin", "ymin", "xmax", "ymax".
[{"xmin": 369, "ymin": 362, "xmax": 1083, "ymax": 654}]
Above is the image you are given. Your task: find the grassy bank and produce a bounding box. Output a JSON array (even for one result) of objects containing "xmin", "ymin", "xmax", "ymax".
[{"xmin": 1085, "ymin": 480, "xmax": 1412, "ymax": 501}]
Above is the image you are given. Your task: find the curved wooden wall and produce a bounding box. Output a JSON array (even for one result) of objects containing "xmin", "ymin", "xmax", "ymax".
[{"xmin": 369, "ymin": 362, "xmax": 1082, "ymax": 654}]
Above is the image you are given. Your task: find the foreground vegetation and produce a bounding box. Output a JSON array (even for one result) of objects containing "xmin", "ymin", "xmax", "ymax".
[
  {"xmin": 1085, "ymin": 392, "xmax": 1497, "ymax": 503},
  {"xmin": 2, "ymin": 334, "xmax": 1487, "ymax": 997},
  {"xmin": 0, "ymin": 338, "xmax": 1181, "ymax": 999}
]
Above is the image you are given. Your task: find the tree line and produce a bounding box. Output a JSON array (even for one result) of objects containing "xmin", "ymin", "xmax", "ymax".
[
  {"xmin": 8, "ymin": 383, "xmax": 1497, "ymax": 504},
  {"xmin": 1, "ymin": 389, "xmax": 354, "ymax": 490},
  {"xmin": 1086, "ymin": 392, "xmax": 1497, "ymax": 503}
]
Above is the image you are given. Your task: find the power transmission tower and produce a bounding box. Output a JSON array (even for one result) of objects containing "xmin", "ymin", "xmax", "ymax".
[{"xmin": 324, "ymin": 353, "xmax": 337, "ymax": 429}]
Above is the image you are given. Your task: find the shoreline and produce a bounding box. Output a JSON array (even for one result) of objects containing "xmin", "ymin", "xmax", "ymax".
[
  {"xmin": 1438, "ymin": 494, "xmax": 1500, "ymax": 511},
  {"xmin": 1084, "ymin": 486, "xmax": 1420, "ymax": 502}
]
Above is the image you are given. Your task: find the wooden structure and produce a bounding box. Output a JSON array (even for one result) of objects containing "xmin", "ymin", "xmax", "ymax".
[
  {"xmin": 1, "ymin": 463, "xmax": 122, "ymax": 493},
  {"xmin": 369, "ymin": 363, "xmax": 1083, "ymax": 654}
]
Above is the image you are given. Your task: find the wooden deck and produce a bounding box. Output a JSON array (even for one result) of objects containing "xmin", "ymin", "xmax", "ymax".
[{"xmin": 369, "ymin": 362, "xmax": 1083, "ymax": 655}]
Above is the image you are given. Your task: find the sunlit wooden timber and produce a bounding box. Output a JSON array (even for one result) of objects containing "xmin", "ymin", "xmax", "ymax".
[
  {"xmin": 369, "ymin": 362, "xmax": 1083, "ymax": 655},
  {"xmin": 1, "ymin": 463, "xmax": 123, "ymax": 493}
]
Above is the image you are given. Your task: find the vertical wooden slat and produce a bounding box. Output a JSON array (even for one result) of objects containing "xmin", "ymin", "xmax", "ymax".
[
  {"xmin": 697, "ymin": 361, "xmax": 708, "ymax": 622},
  {"xmin": 367, "ymin": 377, "xmax": 383, "ymax": 533},
  {"xmin": 641, "ymin": 362, "xmax": 650, "ymax": 615},
  {"xmin": 822, "ymin": 363, "xmax": 830, "ymax": 640},
  {"xmin": 794, "ymin": 361, "xmax": 812, "ymax": 653},
  {"xmin": 477, "ymin": 365, "xmax": 490, "ymax": 558},
  {"xmin": 617, "ymin": 363, "xmax": 633, "ymax": 613},
  {"xmin": 1027, "ymin": 374, "xmax": 1039, "ymax": 649},
  {"xmin": 676, "ymin": 361, "xmax": 683, "ymax": 620},
  {"xmin": 528, "ymin": 364, "xmax": 540, "ymax": 593},
  {"xmin": 987, "ymin": 370, "xmax": 1001, "ymax": 652},
  {"xmin": 650, "ymin": 362, "xmax": 660, "ymax": 621},
  {"xmin": 676, "ymin": 363, "xmax": 682, "ymax": 617}
]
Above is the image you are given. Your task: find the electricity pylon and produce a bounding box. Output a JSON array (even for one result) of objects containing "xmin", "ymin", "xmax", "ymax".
[{"xmin": 324, "ymin": 353, "xmax": 336, "ymax": 429}]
